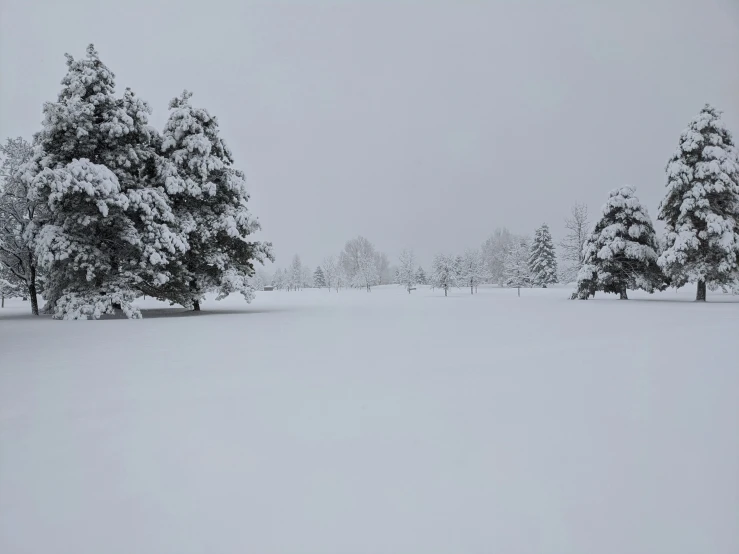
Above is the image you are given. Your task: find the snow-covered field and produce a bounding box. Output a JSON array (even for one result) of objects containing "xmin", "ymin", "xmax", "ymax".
[{"xmin": 1, "ymin": 286, "xmax": 738, "ymax": 554}]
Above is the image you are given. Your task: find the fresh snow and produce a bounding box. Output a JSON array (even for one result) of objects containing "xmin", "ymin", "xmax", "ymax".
[{"xmin": 1, "ymin": 286, "xmax": 738, "ymax": 554}]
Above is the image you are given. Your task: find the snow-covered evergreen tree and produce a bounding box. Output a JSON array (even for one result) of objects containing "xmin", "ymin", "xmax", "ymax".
[
  {"xmin": 314, "ymin": 266, "xmax": 326, "ymax": 288},
  {"xmin": 528, "ymin": 223, "xmax": 558, "ymax": 287},
  {"xmin": 154, "ymin": 90, "xmax": 271, "ymax": 309},
  {"xmin": 397, "ymin": 249, "xmax": 416, "ymax": 293},
  {"xmin": 0, "ymin": 137, "xmax": 43, "ymax": 314},
  {"xmin": 461, "ymin": 249, "xmax": 485, "ymax": 294},
  {"xmin": 28, "ymin": 45, "xmax": 187, "ymax": 319},
  {"xmin": 415, "ymin": 266, "xmax": 427, "ymax": 285},
  {"xmin": 657, "ymin": 104, "xmax": 739, "ymax": 301},
  {"xmin": 454, "ymin": 254, "xmax": 464, "ymax": 284},
  {"xmin": 503, "ymin": 240, "xmax": 531, "ymax": 295},
  {"xmin": 573, "ymin": 186, "xmax": 665, "ymax": 300},
  {"xmin": 431, "ymin": 254, "xmax": 457, "ymax": 296}
]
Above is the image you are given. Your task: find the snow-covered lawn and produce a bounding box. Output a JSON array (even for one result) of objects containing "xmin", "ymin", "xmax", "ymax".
[{"xmin": 1, "ymin": 286, "xmax": 738, "ymax": 554}]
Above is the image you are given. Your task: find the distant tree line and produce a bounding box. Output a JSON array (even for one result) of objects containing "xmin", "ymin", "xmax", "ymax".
[
  {"xmin": 401, "ymin": 105, "xmax": 739, "ymax": 301},
  {"xmin": 254, "ymin": 106, "xmax": 739, "ymax": 305}
]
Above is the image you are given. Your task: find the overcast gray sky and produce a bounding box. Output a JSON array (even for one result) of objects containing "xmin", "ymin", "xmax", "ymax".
[{"xmin": 2, "ymin": 0, "xmax": 738, "ymax": 269}]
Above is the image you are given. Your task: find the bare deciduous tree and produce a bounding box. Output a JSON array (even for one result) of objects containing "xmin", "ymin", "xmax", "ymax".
[
  {"xmin": 375, "ymin": 251, "xmax": 391, "ymax": 285},
  {"xmin": 431, "ymin": 254, "xmax": 458, "ymax": 296},
  {"xmin": 397, "ymin": 249, "xmax": 416, "ymax": 293},
  {"xmin": 322, "ymin": 256, "xmax": 339, "ymax": 292},
  {"xmin": 559, "ymin": 203, "xmax": 590, "ymax": 283},
  {"xmin": 289, "ymin": 255, "xmax": 302, "ymax": 291},
  {"xmin": 461, "ymin": 249, "xmax": 485, "ymax": 294},
  {"xmin": 341, "ymin": 236, "xmax": 380, "ymax": 291},
  {"xmin": 481, "ymin": 228, "xmax": 520, "ymax": 286},
  {"xmin": 300, "ymin": 265, "xmax": 312, "ymax": 289},
  {"xmin": 0, "ymin": 137, "xmax": 42, "ymax": 315},
  {"xmin": 504, "ymin": 239, "xmax": 532, "ymax": 297}
]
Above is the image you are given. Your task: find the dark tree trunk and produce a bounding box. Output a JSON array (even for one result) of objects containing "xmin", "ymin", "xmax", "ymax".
[
  {"xmin": 109, "ymin": 257, "xmax": 122, "ymax": 311},
  {"xmin": 619, "ymin": 288, "xmax": 628, "ymax": 300},
  {"xmin": 190, "ymin": 278, "xmax": 201, "ymax": 310},
  {"xmin": 29, "ymin": 283, "xmax": 39, "ymax": 315},
  {"xmin": 444, "ymin": 286, "xmax": 448, "ymax": 297},
  {"xmin": 28, "ymin": 265, "xmax": 39, "ymax": 315},
  {"xmin": 1, "ymin": 294, "xmax": 4, "ymax": 308},
  {"xmin": 696, "ymin": 280, "xmax": 706, "ymax": 301}
]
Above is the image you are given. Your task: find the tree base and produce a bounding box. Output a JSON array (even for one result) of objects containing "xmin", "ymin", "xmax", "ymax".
[{"xmin": 696, "ymin": 280, "xmax": 706, "ymax": 301}]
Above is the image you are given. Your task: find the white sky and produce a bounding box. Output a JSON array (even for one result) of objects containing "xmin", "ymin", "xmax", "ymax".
[{"xmin": 1, "ymin": 0, "xmax": 738, "ymax": 270}]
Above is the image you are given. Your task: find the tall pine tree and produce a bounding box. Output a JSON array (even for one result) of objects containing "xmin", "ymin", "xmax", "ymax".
[
  {"xmin": 528, "ymin": 223, "xmax": 557, "ymax": 287},
  {"xmin": 151, "ymin": 90, "xmax": 272, "ymax": 309},
  {"xmin": 28, "ymin": 45, "xmax": 186, "ymax": 319},
  {"xmin": 573, "ymin": 186, "xmax": 665, "ymax": 300},
  {"xmin": 415, "ymin": 266, "xmax": 427, "ymax": 285},
  {"xmin": 657, "ymin": 105, "xmax": 739, "ymax": 301},
  {"xmin": 314, "ymin": 267, "xmax": 326, "ymax": 288}
]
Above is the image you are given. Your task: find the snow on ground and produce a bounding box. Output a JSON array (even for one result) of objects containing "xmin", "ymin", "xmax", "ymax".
[{"xmin": 1, "ymin": 285, "xmax": 738, "ymax": 554}]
